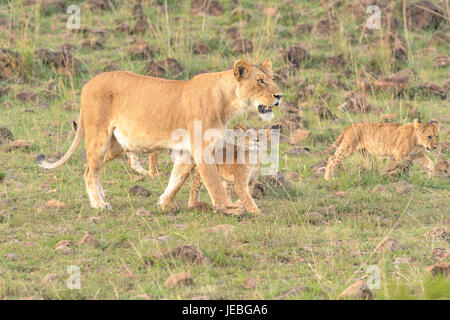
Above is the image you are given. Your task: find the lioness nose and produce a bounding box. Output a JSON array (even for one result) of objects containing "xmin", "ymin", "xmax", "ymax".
[{"xmin": 273, "ymin": 94, "xmax": 283, "ymax": 99}]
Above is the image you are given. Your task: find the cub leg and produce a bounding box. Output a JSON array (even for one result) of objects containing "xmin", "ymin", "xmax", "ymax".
[
  {"xmin": 158, "ymin": 153, "xmax": 195, "ymax": 211},
  {"xmin": 325, "ymin": 144, "xmax": 356, "ymax": 180},
  {"xmin": 188, "ymin": 168, "xmax": 203, "ymax": 208},
  {"xmin": 234, "ymin": 167, "xmax": 260, "ymax": 214},
  {"xmin": 127, "ymin": 152, "xmax": 152, "ymax": 176},
  {"xmin": 415, "ymin": 153, "xmax": 435, "ymax": 178}
]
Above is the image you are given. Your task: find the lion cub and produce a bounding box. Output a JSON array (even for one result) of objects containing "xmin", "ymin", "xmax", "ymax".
[
  {"xmin": 324, "ymin": 119, "xmax": 440, "ymax": 180},
  {"xmin": 188, "ymin": 124, "xmax": 263, "ymax": 214}
]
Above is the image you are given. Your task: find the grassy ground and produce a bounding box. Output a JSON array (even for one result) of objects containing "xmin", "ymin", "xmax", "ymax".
[{"xmin": 0, "ymin": 0, "xmax": 449, "ymax": 299}]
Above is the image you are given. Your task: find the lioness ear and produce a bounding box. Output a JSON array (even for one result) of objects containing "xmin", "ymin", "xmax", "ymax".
[
  {"xmin": 233, "ymin": 59, "xmax": 251, "ymax": 81},
  {"xmin": 261, "ymin": 59, "xmax": 272, "ymax": 71}
]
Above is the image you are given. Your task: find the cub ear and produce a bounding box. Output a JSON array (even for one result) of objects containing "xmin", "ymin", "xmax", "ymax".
[
  {"xmin": 261, "ymin": 59, "xmax": 272, "ymax": 71},
  {"xmin": 233, "ymin": 59, "xmax": 251, "ymax": 81},
  {"xmin": 413, "ymin": 119, "xmax": 420, "ymax": 129},
  {"xmin": 429, "ymin": 119, "xmax": 441, "ymax": 131},
  {"xmin": 234, "ymin": 123, "xmax": 248, "ymax": 131}
]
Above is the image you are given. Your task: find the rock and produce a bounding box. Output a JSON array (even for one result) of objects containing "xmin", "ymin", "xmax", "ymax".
[
  {"xmin": 426, "ymin": 262, "xmax": 450, "ymax": 278},
  {"xmin": 128, "ymin": 41, "xmax": 156, "ymax": 60},
  {"xmin": 45, "ymin": 199, "xmax": 66, "ymax": 209},
  {"xmin": 0, "ymin": 127, "xmax": 13, "ymax": 144},
  {"xmin": 86, "ymin": 0, "xmax": 115, "ymax": 10},
  {"xmin": 192, "ymin": 42, "xmax": 210, "ymax": 55},
  {"xmin": 288, "ymin": 129, "xmax": 311, "ymax": 145},
  {"xmin": 79, "ymin": 233, "xmax": 100, "ymax": 247},
  {"xmin": 419, "ymin": 82, "xmax": 446, "ymax": 100},
  {"xmin": 406, "ymin": 1, "xmax": 445, "ymax": 31},
  {"xmin": 431, "ymin": 248, "xmax": 449, "ymax": 261},
  {"xmin": 55, "ymin": 244, "xmax": 72, "ymax": 255},
  {"xmin": 35, "ymin": 48, "xmax": 82, "ymax": 75},
  {"xmin": 164, "ymin": 272, "xmax": 194, "ymax": 288},
  {"xmin": 116, "ymin": 21, "xmax": 131, "ymax": 34},
  {"xmin": 43, "ymin": 274, "xmax": 59, "ymax": 283},
  {"xmin": 82, "ymin": 38, "xmax": 103, "ymax": 49},
  {"xmin": 376, "ymin": 237, "xmax": 401, "ymax": 252},
  {"xmin": 136, "ymin": 208, "xmax": 152, "ymax": 217},
  {"xmin": 323, "ymin": 54, "xmax": 346, "ymax": 68},
  {"xmin": 15, "ymin": 91, "xmax": 38, "ymax": 103},
  {"xmin": 0, "ymin": 48, "xmax": 21, "ymax": 80},
  {"xmin": 160, "ymin": 58, "xmax": 183, "ymax": 75},
  {"xmin": 261, "ymin": 171, "xmax": 291, "ymax": 190},
  {"xmin": 305, "ymin": 211, "xmax": 325, "ymax": 224},
  {"xmin": 205, "ymin": 224, "xmax": 235, "ymax": 234},
  {"xmin": 338, "ymin": 280, "xmax": 374, "ymax": 300},
  {"xmin": 434, "ymin": 55, "xmax": 448, "ymax": 68},
  {"xmin": 190, "ymin": 0, "xmax": 223, "ymax": 16},
  {"xmin": 286, "ymin": 172, "xmax": 299, "ymax": 181},
  {"xmin": 276, "ymin": 286, "xmax": 311, "ymax": 299},
  {"xmin": 5, "ymin": 140, "xmax": 30, "ymax": 152},
  {"xmin": 424, "ymin": 227, "xmax": 449, "ymax": 240},
  {"xmin": 282, "ymin": 46, "xmax": 308, "ymax": 67},
  {"xmin": 242, "ymin": 277, "xmax": 257, "ymax": 289},
  {"xmin": 375, "ymin": 76, "xmax": 410, "ymax": 93},
  {"xmin": 339, "ymin": 92, "xmax": 371, "ymax": 114},
  {"xmin": 129, "ymin": 185, "xmax": 151, "ymax": 197},
  {"xmin": 4, "ymin": 253, "xmax": 19, "ymax": 260},
  {"xmin": 232, "ymin": 39, "xmax": 253, "ymax": 53},
  {"xmin": 161, "ymin": 245, "xmax": 209, "ymax": 264},
  {"xmin": 311, "ymin": 159, "xmax": 328, "ymax": 176},
  {"xmin": 314, "ymin": 17, "xmax": 338, "ymax": 35},
  {"xmin": 379, "ymin": 114, "xmax": 397, "ymax": 122},
  {"xmin": 143, "ymin": 61, "xmax": 165, "ymax": 77},
  {"xmin": 89, "ymin": 216, "xmax": 102, "ymax": 224},
  {"xmin": 132, "ymin": 17, "xmax": 149, "ymax": 35},
  {"xmin": 226, "ymin": 27, "xmax": 240, "ymax": 40}
]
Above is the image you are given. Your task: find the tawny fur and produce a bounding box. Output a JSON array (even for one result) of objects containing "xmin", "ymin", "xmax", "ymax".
[
  {"xmin": 324, "ymin": 120, "xmax": 440, "ymax": 180},
  {"xmin": 37, "ymin": 59, "xmax": 282, "ymax": 211}
]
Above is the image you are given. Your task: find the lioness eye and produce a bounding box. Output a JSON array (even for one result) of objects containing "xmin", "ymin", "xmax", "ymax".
[
  {"xmin": 258, "ymin": 79, "xmax": 264, "ymax": 85},
  {"xmin": 428, "ymin": 136, "xmax": 432, "ymax": 140}
]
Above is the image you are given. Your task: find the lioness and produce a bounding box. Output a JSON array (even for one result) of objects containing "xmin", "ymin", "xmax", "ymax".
[
  {"xmin": 37, "ymin": 59, "xmax": 282, "ymax": 212},
  {"xmin": 324, "ymin": 120, "xmax": 440, "ymax": 180},
  {"xmin": 188, "ymin": 124, "xmax": 263, "ymax": 214}
]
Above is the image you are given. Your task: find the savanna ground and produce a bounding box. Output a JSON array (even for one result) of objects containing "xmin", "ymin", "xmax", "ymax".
[{"xmin": 0, "ymin": 0, "xmax": 449, "ymax": 300}]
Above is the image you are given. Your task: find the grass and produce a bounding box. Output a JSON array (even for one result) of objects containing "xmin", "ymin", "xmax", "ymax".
[{"xmin": 0, "ymin": 0, "xmax": 449, "ymax": 299}]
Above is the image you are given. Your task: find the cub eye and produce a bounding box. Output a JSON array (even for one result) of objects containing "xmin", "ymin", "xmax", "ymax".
[
  {"xmin": 427, "ymin": 136, "xmax": 432, "ymax": 140},
  {"xmin": 257, "ymin": 79, "xmax": 265, "ymax": 85}
]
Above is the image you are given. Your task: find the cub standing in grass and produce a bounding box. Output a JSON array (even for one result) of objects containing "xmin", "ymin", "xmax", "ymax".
[
  {"xmin": 188, "ymin": 124, "xmax": 265, "ymax": 215},
  {"xmin": 324, "ymin": 119, "xmax": 440, "ymax": 180}
]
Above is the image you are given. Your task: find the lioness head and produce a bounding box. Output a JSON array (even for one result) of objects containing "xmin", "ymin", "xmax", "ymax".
[
  {"xmin": 414, "ymin": 119, "xmax": 440, "ymax": 151},
  {"xmin": 233, "ymin": 59, "xmax": 283, "ymax": 121}
]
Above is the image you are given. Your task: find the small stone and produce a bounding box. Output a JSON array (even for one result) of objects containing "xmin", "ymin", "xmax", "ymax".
[
  {"xmin": 45, "ymin": 199, "xmax": 66, "ymax": 209},
  {"xmin": 129, "ymin": 185, "xmax": 151, "ymax": 197},
  {"xmin": 338, "ymin": 280, "xmax": 374, "ymax": 300},
  {"xmin": 242, "ymin": 277, "xmax": 257, "ymax": 289},
  {"xmin": 376, "ymin": 237, "xmax": 401, "ymax": 252},
  {"xmin": 55, "ymin": 245, "xmax": 72, "ymax": 255},
  {"xmin": 426, "ymin": 262, "xmax": 450, "ymax": 278},
  {"xmin": 305, "ymin": 211, "xmax": 325, "ymax": 224},
  {"xmin": 43, "ymin": 274, "xmax": 59, "ymax": 283},
  {"xmin": 136, "ymin": 208, "xmax": 152, "ymax": 217},
  {"xmin": 4, "ymin": 253, "xmax": 19, "ymax": 260},
  {"xmin": 164, "ymin": 272, "xmax": 194, "ymax": 288},
  {"xmin": 205, "ymin": 224, "xmax": 235, "ymax": 235},
  {"xmin": 162, "ymin": 245, "xmax": 209, "ymax": 264},
  {"xmin": 79, "ymin": 233, "xmax": 100, "ymax": 247}
]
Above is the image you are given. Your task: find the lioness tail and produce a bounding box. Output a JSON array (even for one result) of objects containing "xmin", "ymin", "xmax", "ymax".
[{"xmin": 36, "ymin": 113, "xmax": 84, "ymax": 169}]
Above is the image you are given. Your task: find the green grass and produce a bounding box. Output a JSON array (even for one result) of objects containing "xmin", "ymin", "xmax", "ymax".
[{"xmin": 0, "ymin": 0, "xmax": 449, "ymax": 300}]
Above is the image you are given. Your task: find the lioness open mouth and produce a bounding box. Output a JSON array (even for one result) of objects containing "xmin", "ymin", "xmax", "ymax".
[{"xmin": 258, "ymin": 105, "xmax": 272, "ymax": 114}]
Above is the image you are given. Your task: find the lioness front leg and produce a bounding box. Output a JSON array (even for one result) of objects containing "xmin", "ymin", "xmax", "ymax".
[{"xmin": 415, "ymin": 153, "xmax": 435, "ymax": 178}]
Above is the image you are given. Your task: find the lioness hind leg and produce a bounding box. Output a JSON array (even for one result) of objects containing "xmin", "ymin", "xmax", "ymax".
[
  {"xmin": 325, "ymin": 145, "xmax": 355, "ymax": 180},
  {"xmin": 104, "ymin": 136, "xmax": 124, "ymax": 164},
  {"xmin": 84, "ymin": 130, "xmax": 113, "ymax": 209}
]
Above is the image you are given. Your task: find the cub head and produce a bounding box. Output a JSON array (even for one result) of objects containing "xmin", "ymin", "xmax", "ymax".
[
  {"xmin": 414, "ymin": 119, "xmax": 440, "ymax": 151},
  {"xmin": 234, "ymin": 124, "xmax": 260, "ymax": 151},
  {"xmin": 233, "ymin": 59, "xmax": 283, "ymax": 121}
]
